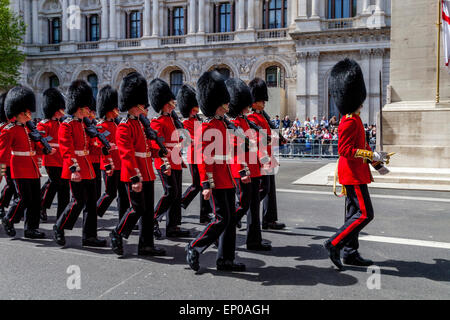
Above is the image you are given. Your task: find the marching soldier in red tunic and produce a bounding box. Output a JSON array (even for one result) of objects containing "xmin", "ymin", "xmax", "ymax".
[
  {"xmin": 0, "ymin": 92, "xmax": 17, "ymax": 219},
  {"xmin": 323, "ymin": 59, "xmax": 391, "ymax": 270},
  {"xmin": 225, "ymin": 78, "xmax": 272, "ymax": 251},
  {"xmin": 247, "ymin": 78, "xmax": 285, "ymax": 230},
  {"xmin": 38, "ymin": 88, "xmax": 70, "ymax": 221},
  {"xmin": 95, "ymin": 85, "xmax": 130, "ymax": 221},
  {"xmin": 186, "ymin": 71, "xmax": 245, "ymax": 272},
  {"xmin": 149, "ymin": 79, "xmax": 190, "ymax": 239},
  {"xmin": 0, "ymin": 86, "xmax": 54, "ymax": 239},
  {"xmin": 53, "ymin": 80, "xmax": 107, "ymax": 248},
  {"xmin": 177, "ymin": 84, "xmax": 213, "ymax": 224},
  {"xmin": 109, "ymin": 72, "xmax": 165, "ymax": 257}
]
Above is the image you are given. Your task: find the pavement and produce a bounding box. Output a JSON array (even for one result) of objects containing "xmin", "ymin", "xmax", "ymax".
[{"xmin": 0, "ymin": 159, "xmax": 449, "ymax": 300}]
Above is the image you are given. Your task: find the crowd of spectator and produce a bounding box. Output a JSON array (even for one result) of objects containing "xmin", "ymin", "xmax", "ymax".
[{"xmin": 270, "ymin": 115, "xmax": 377, "ymax": 158}]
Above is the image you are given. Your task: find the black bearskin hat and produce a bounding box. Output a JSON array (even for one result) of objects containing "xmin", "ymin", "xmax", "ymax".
[
  {"xmin": 97, "ymin": 85, "xmax": 118, "ymax": 118},
  {"xmin": 329, "ymin": 58, "xmax": 367, "ymax": 115},
  {"xmin": 66, "ymin": 80, "xmax": 94, "ymax": 115},
  {"xmin": 248, "ymin": 78, "xmax": 269, "ymax": 103},
  {"xmin": 176, "ymin": 84, "xmax": 198, "ymax": 118},
  {"xmin": 5, "ymin": 86, "xmax": 36, "ymax": 119},
  {"xmin": 0, "ymin": 92, "xmax": 8, "ymax": 123},
  {"xmin": 225, "ymin": 78, "xmax": 253, "ymax": 118},
  {"xmin": 42, "ymin": 88, "xmax": 66, "ymax": 119},
  {"xmin": 119, "ymin": 72, "xmax": 149, "ymax": 112},
  {"xmin": 196, "ymin": 71, "xmax": 230, "ymax": 117},
  {"xmin": 148, "ymin": 78, "xmax": 175, "ymax": 113}
]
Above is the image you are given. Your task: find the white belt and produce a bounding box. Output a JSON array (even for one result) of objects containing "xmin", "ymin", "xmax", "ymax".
[
  {"xmin": 74, "ymin": 150, "xmax": 89, "ymax": 156},
  {"xmin": 49, "ymin": 143, "xmax": 59, "ymax": 148},
  {"xmin": 11, "ymin": 151, "xmax": 36, "ymax": 156},
  {"xmin": 213, "ymin": 155, "xmax": 231, "ymax": 161},
  {"xmin": 135, "ymin": 152, "xmax": 152, "ymax": 158}
]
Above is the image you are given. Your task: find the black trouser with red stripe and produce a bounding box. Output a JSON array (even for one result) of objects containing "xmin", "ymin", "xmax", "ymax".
[
  {"xmin": 92, "ymin": 162, "xmax": 102, "ymax": 201},
  {"xmin": 260, "ymin": 174, "xmax": 278, "ymax": 224},
  {"xmin": 328, "ymin": 184, "xmax": 374, "ymax": 258},
  {"xmin": 190, "ymin": 188, "xmax": 236, "ymax": 262},
  {"xmin": 5, "ymin": 178, "xmax": 40, "ymax": 230},
  {"xmin": 55, "ymin": 179, "xmax": 98, "ymax": 239},
  {"xmin": 154, "ymin": 169, "xmax": 182, "ymax": 229},
  {"xmin": 235, "ymin": 177, "xmax": 263, "ymax": 246},
  {"xmin": 114, "ymin": 181, "xmax": 154, "ymax": 247},
  {"xmin": 41, "ymin": 166, "xmax": 70, "ymax": 219},
  {"xmin": 96, "ymin": 170, "xmax": 130, "ymax": 220},
  {"xmin": 0, "ymin": 167, "xmax": 17, "ymax": 210},
  {"xmin": 181, "ymin": 164, "xmax": 212, "ymax": 221}
]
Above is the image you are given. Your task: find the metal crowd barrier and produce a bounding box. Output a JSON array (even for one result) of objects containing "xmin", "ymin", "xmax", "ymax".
[{"xmin": 274, "ymin": 141, "xmax": 377, "ymax": 159}]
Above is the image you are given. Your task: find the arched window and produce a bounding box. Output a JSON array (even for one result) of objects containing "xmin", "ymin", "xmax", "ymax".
[
  {"xmin": 49, "ymin": 75, "xmax": 59, "ymax": 88},
  {"xmin": 265, "ymin": 66, "xmax": 281, "ymax": 87},
  {"xmin": 170, "ymin": 71, "xmax": 183, "ymax": 96},
  {"xmin": 215, "ymin": 67, "xmax": 231, "ymax": 80},
  {"xmin": 87, "ymin": 74, "xmax": 98, "ymax": 99},
  {"xmin": 88, "ymin": 15, "xmax": 100, "ymax": 41},
  {"xmin": 327, "ymin": 0, "xmax": 357, "ymax": 19},
  {"xmin": 263, "ymin": 0, "xmax": 287, "ymax": 29}
]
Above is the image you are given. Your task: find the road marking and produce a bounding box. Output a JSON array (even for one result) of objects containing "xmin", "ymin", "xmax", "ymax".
[
  {"xmin": 284, "ymin": 227, "xmax": 450, "ymax": 250},
  {"xmin": 97, "ymin": 269, "xmax": 145, "ymax": 299}
]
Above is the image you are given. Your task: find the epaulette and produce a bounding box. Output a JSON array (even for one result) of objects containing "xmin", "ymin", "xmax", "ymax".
[
  {"xmin": 63, "ymin": 117, "xmax": 73, "ymax": 124},
  {"xmin": 97, "ymin": 119, "xmax": 105, "ymax": 124},
  {"xmin": 120, "ymin": 118, "xmax": 129, "ymax": 124},
  {"xmin": 40, "ymin": 119, "xmax": 50, "ymax": 124},
  {"xmin": 4, "ymin": 123, "xmax": 15, "ymax": 130}
]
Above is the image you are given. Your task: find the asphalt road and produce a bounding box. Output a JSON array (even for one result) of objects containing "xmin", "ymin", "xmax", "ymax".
[{"xmin": 0, "ymin": 160, "xmax": 449, "ymax": 300}]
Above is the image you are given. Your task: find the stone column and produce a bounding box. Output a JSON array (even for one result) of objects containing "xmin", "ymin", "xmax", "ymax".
[
  {"xmin": 62, "ymin": 0, "xmax": 69, "ymax": 42},
  {"xmin": 248, "ymin": 0, "xmax": 255, "ymax": 30},
  {"xmin": 311, "ymin": 0, "xmax": 320, "ymax": 18},
  {"xmin": 370, "ymin": 48, "xmax": 384, "ymax": 125},
  {"xmin": 359, "ymin": 49, "xmax": 371, "ymax": 124},
  {"xmin": 198, "ymin": 0, "xmax": 205, "ymax": 33},
  {"xmin": 307, "ymin": 52, "xmax": 320, "ymax": 119},
  {"xmin": 290, "ymin": 0, "xmax": 298, "ymax": 27},
  {"xmin": 188, "ymin": 0, "xmax": 196, "ymax": 34},
  {"xmin": 101, "ymin": 0, "xmax": 109, "ymax": 39},
  {"xmin": 109, "ymin": 0, "xmax": 116, "ymax": 39},
  {"xmin": 298, "ymin": 0, "xmax": 307, "ymax": 18},
  {"xmin": 296, "ymin": 52, "xmax": 308, "ymax": 121},
  {"xmin": 24, "ymin": 0, "xmax": 32, "ymax": 43},
  {"xmin": 152, "ymin": 0, "xmax": 159, "ymax": 36},
  {"xmin": 238, "ymin": 0, "xmax": 245, "ymax": 31},
  {"xmin": 143, "ymin": 0, "xmax": 151, "ymax": 37},
  {"xmin": 32, "ymin": 0, "xmax": 39, "ymax": 43},
  {"xmin": 362, "ymin": 0, "xmax": 370, "ymax": 13},
  {"xmin": 376, "ymin": 0, "xmax": 384, "ymax": 13}
]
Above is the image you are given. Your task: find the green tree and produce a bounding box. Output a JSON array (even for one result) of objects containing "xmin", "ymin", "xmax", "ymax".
[{"xmin": 0, "ymin": 0, "xmax": 26, "ymax": 90}]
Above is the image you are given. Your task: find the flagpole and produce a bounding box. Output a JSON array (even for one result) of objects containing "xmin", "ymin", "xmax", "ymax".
[{"xmin": 437, "ymin": 0, "xmax": 442, "ymax": 104}]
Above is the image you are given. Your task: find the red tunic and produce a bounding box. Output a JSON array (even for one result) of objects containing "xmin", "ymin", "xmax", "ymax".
[
  {"xmin": 196, "ymin": 117, "xmax": 235, "ymax": 189},
  {"xmin": 116, "ymin": 117, "xmax": 158, "ymax": 183},
  {"xmin": 337, "ymin": 113, "xmax": 372, "ymax": 185},
  {"xmin": 0, "ymin": 122, "xmax": 11, "ymax": 168},
  {"xmin": 247, "ymin": 111, "xmax": 272, "ymax": 157},
  {"xmin": 37, "ymin": 119, "xmax": 63, "ymax": 167},
  {"xmin": 183, "ymin": 117, "xmax": 202, "ymax": 164},
  {"xmin": 59, "ymin": 117, "xmax": 95, "ymax": 180},
  {"xmin": 0, "ymin": 122, "xmax": 41, "ymax": 179},
  {"xmin": 229, "ymin": 116, "xmax": 261, "ymax": 178},
  {"xmin": 150, "ymin": 114, "xmax": 183, "ymax": 171},
  {"xmin": 96, "ymin": 119, "xmax": 121, "ymax": 171}
]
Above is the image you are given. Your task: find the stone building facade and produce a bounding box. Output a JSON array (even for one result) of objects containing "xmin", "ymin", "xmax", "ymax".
[{"xmin": 11, "ymin": 0, "xmax": 390, "ymax": 124}]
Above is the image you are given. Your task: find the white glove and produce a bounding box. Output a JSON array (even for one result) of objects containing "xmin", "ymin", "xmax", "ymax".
[
  {"xmin": 373, "ymin": 151, "xmax": 390, "ymax": 163},
  {"xmin": 377, "ymin": 166, "xmax": 390, "ymax": 175}
]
